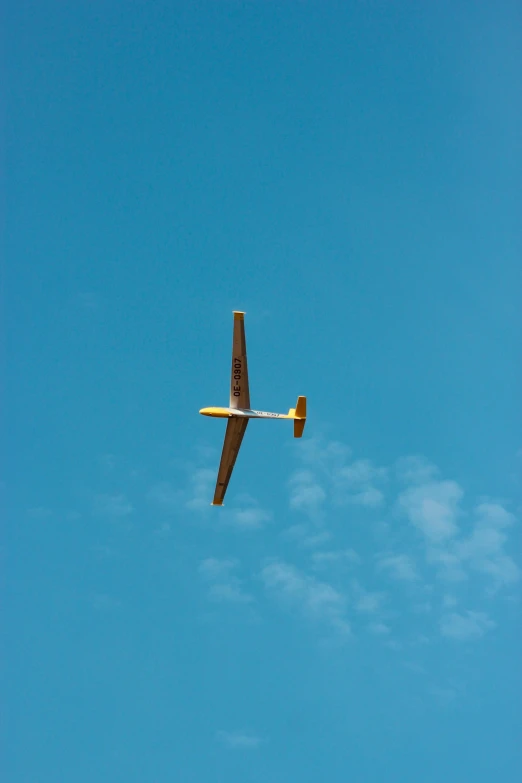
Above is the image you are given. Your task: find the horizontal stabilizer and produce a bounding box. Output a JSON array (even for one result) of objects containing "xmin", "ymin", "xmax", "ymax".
[
  {"xmin": 294, "ymin": 419, "xmax": 305, "ymax": 438},
  {"xmin": 295, "ymin": 396, "xmax": 306, "ymax": 419}
]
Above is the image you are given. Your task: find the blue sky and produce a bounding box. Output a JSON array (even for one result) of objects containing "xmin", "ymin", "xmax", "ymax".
[{"xmin": 5, "ymin": 1, "xmax": 521, "ymax": 781}]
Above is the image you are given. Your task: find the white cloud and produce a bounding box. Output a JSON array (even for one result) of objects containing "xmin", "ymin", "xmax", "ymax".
[
  {"xmin": 334, "ymin": 459, "xmax": 387, "ymax": 507},
  {"xmin": 199, "ymin": 557, "xmax": 252, "ymax": 604},
  {"xmin": 205, "ymin": 493, "xmax": 272, "ymax": 530},
  {"xmin": 312, "ymin": 549, "xmax": 360, "ymax": 569},
  {"xmin": 299, "ymin": 438, "xmax": 352, "ymax": 470},
  {"xmin": 356, "ymin": 592, "xmax": 384, "ymax": 614},
  {"xmin": 291, "ymin": 440, "xmax": 387, "ymax": 512},
  {"xmin": 93, "ymin": 493, "xmax": 133, "ymax": 518},
  {"xmin": 302, "ymin": 531, "xmax": 332, "ymax": 548},
  {"xmin": 351, "ymin": 578, "xmax": 385, "ymax": 613},
  {"xmin": 216, "ymin": 731, "xmax": 263, "ymax": 749},
  {"xmin": 378, "ymin": 553, "xmax": 419, "ymax": 582},
  {"xmin": 199, "ymin": 558, "xmax": 238, "ymax": 579},
  {"xmin": 281, "ymin": 526, "xmax": 333, "ymax": 550},
  {"xmin": 399, "ymin": 480, "xmax": 463, "ymax": 543},
  {"xmin": 395, "ymin": 456, "xmax": 439, "ymax": 485},
  {"xmin": 426, "ymin": 548, "xmax": 467, "ymax": 582},
  {"xmin": 281, "ymin": 524, "xmax": 307, "ymax": 541},
  {"xmin": 420, "ymin": 500, "xmax": 520, "ymax": 588},
  {"xmin": 397, "ymin": 467, "xmax": 520, "ymax": 589},
  {"xmin": 475, "ymin": 502, "xmax": 516, "ymax": 529},
  {"xmin": 396, "ymin": 463, "xmax": 519, "ymax": 594},
  {"xmin": 338, "ymin": 459, "xmax": 387, "ymax": 486},
  {"xmin": 261, "ymin": 560, "xmax": 350, "ymax": 637},
  {"xmin": 455, "ymin": 504, "xmax": 520, "ymax": 588},
  {"xmin": 208, "ymin": 583, "xmax": 253, "ymax": 604},
  {"xmin": 351, "ymin": 487, "xmax": 385, "ymax": 507},
  {"xmin": 284, "ymin": 447, "xmax": 518, "ymax": 647},
  {"xmin": 440, "ymin": 611, "xmax": 495, "ymax": 640},
  {"xmin": 228, "ymin": 506, "xmax": 271, "ymax": 530},
  {"xmin": 186, "ymin": 468, "xmax": 216, "ymax": 511},
  {"xmin": 289, "ymin": 470, "xmax": 326, "ymax": 517}
]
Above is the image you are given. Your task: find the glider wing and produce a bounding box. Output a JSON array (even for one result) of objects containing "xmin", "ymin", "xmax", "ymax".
[
  {"xmin": 229, "ymin": 311, "xmax": 250, "ymax": 409},
  {"xmin": 212, "ymin": 417, "xmax": 249, "ymax": 505}
]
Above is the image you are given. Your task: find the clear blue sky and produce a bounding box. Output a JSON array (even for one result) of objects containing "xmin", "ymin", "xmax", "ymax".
[{"xmin": 6, "ymin": 2, "xmax": 521, "ymax": 781}]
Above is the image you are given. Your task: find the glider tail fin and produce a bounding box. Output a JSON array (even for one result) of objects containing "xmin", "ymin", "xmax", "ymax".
[{"xmin": 290, "ymin": 395, "xmax": 307, "ymax": 438}]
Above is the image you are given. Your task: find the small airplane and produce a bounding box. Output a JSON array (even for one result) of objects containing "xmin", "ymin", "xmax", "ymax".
[{"xmin": 200, "ymin": 311, "xmax": 307, "ymax": 506}]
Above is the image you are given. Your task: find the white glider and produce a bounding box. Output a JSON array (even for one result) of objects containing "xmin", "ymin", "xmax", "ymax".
[{"xmin": 200, "ymin": 311, "xmax": 306, "ymax": 506}]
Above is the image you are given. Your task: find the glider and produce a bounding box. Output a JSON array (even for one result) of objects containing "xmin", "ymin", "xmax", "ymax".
[{"xmin": 200, "ymin": 311, "xmax": 306, "ymax": 506}]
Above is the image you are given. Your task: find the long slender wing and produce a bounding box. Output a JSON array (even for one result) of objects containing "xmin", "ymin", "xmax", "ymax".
[
  {"xmin": 230, "ymin": 311, "xmax": 250, "ymax": 409},
  {"xmin": 212, "ymin": 418, "xmax": 249, "ymax": 505}
]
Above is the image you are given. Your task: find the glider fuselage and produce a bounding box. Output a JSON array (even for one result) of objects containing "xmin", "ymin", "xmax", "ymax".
[{"xmin": 200, "ymin": 407, "xmax": 289, "ymax": 419}]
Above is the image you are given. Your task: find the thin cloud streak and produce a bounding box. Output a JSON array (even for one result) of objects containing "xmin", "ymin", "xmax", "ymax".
[
  {"xmin": 199, "ymin": 557, "xmax": 253, "ymax": 604},
  {"xmin": 216, "ymin": 731, "xmax": 264, "ymax": 749},
  {"xmin": 261, "ymin": 559, "xmax": 351, "ymax": 637}
]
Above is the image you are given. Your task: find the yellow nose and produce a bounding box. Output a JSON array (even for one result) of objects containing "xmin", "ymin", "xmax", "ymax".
[{"xmin": 199, "ymin": 407, "xmax": 230, "ymax": 418}]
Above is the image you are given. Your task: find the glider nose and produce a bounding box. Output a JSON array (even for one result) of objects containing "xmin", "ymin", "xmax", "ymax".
[{"xmin": 200, "ymin": 407, "xmax": 230, "ymax": 418}]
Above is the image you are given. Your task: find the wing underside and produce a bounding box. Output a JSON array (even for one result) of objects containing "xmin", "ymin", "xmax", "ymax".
[
  {"xmin": 212, "ymin": 417, "xmax": 249, "ymax": 505},
  {"xmin": 230, "ymin": 311, "xmax": 250, "ymax": 409}
]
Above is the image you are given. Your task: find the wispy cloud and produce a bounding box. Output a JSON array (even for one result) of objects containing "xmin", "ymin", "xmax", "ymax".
[
  {"xmin": 216, "ymin": 731, "xmax": 264, "ymax": 749},
  {"xmin": 440, "ymin": 610, "xmax": 495, "ymax": 640},
  {"xmin": 356, "ymin": 591, "xmax": 385, "ymax": 614},
  {"xmin": 395, "ymin": 455, "xmax": 439, "ymax": 485},
  {"xmin": 398, "ymin": 463, "xmax": 520, "ymax": 591},
  {"xmin": 398, "ymin": 480, "xmax": 462, "ymax": 543},
  {"xmin": 299, "ymin": 438, "xmax": 352, "ymax": 470},
  {"xmin": 93, "ymin": 493, "xmax": 133, "ymax": 518},
  {"xmin": 302, "ymin": 531, "xmax": 332, "ymax": 548},
  {"xmin": 368, "ymin": 621, "xmax": 391, "ymax": 635},
  {"xmin": 199, "ymin": 557, "xmax": 238, "ymax": 579},
  {"xmin": 282, "ymin": 445, "xmax": 519, "ymax": 650},
  {"xmin": 377, "ymin": 553, "xmax": 419, "ymax": 582},
  {"xmin": 199, "ymin": 557, "xmax": 253, "ymax": 604},
  {"xmin": 455, "ymin": 502, "xmax": 520, "ymax": 588},
  {"xmin": 281, "ymin": 525, "xmax": 332, "ymax": 549},
  {"xmin": 312, "ymin": 548, "xmax": 360, "ymax": 569},
  {"xmin": 333, "ymin": 459, "xmax": 387, "ymax": 507},
  {"xmin": 261, "ymin": 559, "xmax": 350, "ymax": 637},
  {"xmin": 186, "ymin": 469, "xmax": 216, "ymax": 511},
  {"xmin": 208, "ymin": 583, "xmax": 253, "ymax": 603},
  {"xmin": 227, "ymin": 505, "xmax": 271, "ymax": 530},
  {"xmin": 288, "ymin": 469, "xmax": 326, "ymax": 519},
  {"xmin": 290, "ymin": 440, "xmax": 387, "ymax": 512}
]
